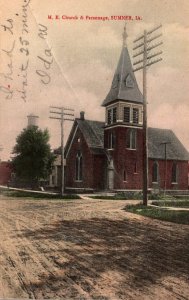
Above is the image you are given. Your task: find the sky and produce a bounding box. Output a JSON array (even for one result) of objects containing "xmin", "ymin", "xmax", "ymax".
[{"xmin": 0, "ymin": 0, "xmax": 189, "ymax": 160}]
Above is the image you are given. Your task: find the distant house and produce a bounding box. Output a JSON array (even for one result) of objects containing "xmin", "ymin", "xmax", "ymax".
[
  {"xmin": 62, "ymin": 27, "xmax": 189, "ymax": 192},
  {"xmin": 0, "ymin": 161, "xmax": 12, "ymax": 186},
  {"xmin": 49, "ymin": 149, "xmax": 61, "ymax": 189}
]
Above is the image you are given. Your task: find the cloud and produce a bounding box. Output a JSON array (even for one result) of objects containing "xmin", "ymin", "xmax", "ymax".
[{"xmin": 149, "ymin": 103, "xmax": 189, "ymax": 150}]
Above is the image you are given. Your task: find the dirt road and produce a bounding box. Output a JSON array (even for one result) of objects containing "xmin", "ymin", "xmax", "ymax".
[{"xmin": 0, "ymin": 194, "xmax": 188, "ymax": 299}]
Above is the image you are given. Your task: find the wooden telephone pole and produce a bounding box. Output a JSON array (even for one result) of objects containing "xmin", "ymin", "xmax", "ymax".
[
  {"xmin": 49, "ymin": 106, "xmax": 74, "ymax": 196},
  {"xmin": 133, "ymin": 25, "xmax": 163, "ymax": 205}
]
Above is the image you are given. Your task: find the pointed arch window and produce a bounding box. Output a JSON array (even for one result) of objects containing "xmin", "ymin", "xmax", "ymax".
[
  {"xmin": 75, "ymin": 151, "xmax": 83, "ymax": 181},
  {"xmin": 152, "ymin": 162, "xmax": 158, "ymax": 183},
  {"xmin": 171, "ymin": 163, "xmax": 178, "ymax": 183},
  {"xmin": 126, "ymin": 129, "xmax": 137, "ymax": 150},
  {"xmin": 108, "ymin": 131, "xmax": 116, "ymax": 149},
  {"xmin": 123, "ymin": 169, "xmax": 127, "ymax": 182},
  {"xmin": 134, "ymin": 162, "xmax": 138, "ymax": 174}
]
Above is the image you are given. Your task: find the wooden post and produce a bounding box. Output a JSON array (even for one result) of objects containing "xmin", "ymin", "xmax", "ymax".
[
  {"xmin": 49, "ymin": 106, "xmax": 74, "ymax": 196},
  {"xmin": 133, "ymin": 24, "xmax": 163, "ymax": 206},
  {"xmin": 61, "ymin": 108, "xmax": 64, "ymax": 196},
  {"xmin": 143, "ymin": 30, "xmax": 148, "ymax": 206}
]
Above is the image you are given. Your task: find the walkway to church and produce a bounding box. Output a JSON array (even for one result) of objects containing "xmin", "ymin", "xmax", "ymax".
[{"xmin": 0, "ymin": 195, "xmax": 188, "ymax": 299}]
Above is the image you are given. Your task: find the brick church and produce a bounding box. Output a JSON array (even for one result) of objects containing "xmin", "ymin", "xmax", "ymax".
[{"xmin": 63, "ymin": 27, "xmax": 189, "ymax": 192}]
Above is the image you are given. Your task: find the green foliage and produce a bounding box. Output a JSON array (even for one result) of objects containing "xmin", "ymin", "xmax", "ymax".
[
  {"xmin": 175, "ymin": 195, "xmax": 189, "ymax": 200},
  {"xmin": 152, "ymin": 200, "xmax": 189, "ymax": 208},
  {"xmin": 148, "ymin": 193, "xmax": 175, "ymax": 200},
  {"xmin": 148, "ymin": 193, "xmax": 164, "ymax": 200},
  {"xmin": 12, "ymin": 126, "xmax": 55, "ymax": 186},
  {"xmin": 91, "ymin": 192, "xmax": 186, "ymax": 202},
  {"xmin": 0, "ymin": 189, "xmax": 80, "ymax": 200},
  {"xmin": 91, "ymin": 191, "xmax": 143, "ymax": 200},
  {"xmin": 126, "ymin": 204, "xmax": 189, "ymax": 224}
]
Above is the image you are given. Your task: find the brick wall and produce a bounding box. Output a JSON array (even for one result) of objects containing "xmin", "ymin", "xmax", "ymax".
[
  {"xmin": 65, "ymin": 126, "xmax": 106, "ymax": 190},
  {"xmin": 0, "ymin": 161, "xmax": 12, "ymax": 185},
  {"xmin": 148, "ymin": 159, "xmax": 188, "ymax": 190},
  {"xmin": 65, "ymin": 122, "xmax": 188, "ymax": 191},
  {"xmin": 104, "ymin": 126, "xmax": 144, "ymax": 189},
  {"xmin": 104, "ymin": 126, "xmax": 189, "ymax": 191},
  {"xmin": 93, "ymin": 155, "xmax": 106, "ymax": 190}
]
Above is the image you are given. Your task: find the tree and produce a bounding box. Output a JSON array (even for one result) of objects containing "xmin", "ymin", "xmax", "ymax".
[{"xmin": 12, "ymin": 126, "xmax": 55, "ymax": 188}]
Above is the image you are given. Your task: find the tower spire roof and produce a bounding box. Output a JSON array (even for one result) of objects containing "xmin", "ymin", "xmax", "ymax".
[
  {"xmin": 122, "ymin": 23, "xmax": 128, "ymax": 47},
  {"xmin": 102, "ymin": 26, "xmax": 143, "ymax": 107}
]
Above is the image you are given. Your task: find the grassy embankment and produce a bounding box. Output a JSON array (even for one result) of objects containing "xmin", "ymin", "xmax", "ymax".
[
  {"xmin": 0, "ymin": 187, "xmax": 80, "ymax": 200},
  {"xmin": 126, "ymin": 204, "xmax": 189, "ymax": 225},
  {"xmin": 152, "ymin": 200, "xmax": 189, "ymax": 208},
  {"xmin": 90, "ymin": 192, "xmax": 189, "ymax": 224}
]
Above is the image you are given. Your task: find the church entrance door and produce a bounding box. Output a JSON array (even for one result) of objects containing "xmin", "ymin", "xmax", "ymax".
[{"xmin": 108, "ymin": 159, "xmax": 114, "ymax": 190}]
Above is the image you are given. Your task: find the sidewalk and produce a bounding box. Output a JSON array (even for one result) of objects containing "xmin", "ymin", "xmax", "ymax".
[
  {"xmin": 149, "ymin": 204, "xmax": 189, "ymax": 211},
  {"xmin": 0, "ymin": 185, "xmax": 58, "ymax": 195}
]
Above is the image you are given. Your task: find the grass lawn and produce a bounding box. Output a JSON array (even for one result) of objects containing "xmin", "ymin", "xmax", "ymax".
[
  {"xmin": 126, "ymin": 204, "xmax": 189, "ymax": 225},
  {"xmin": 90, "ymin": 193, "xmax": 183, "ymax": 201},
  {"xmin": 0, "ymin": 188, "xmax": 80, "ymax": 200},
  {"xmin": 152, "ymin": 200, "xmax": 189, "ymax": 208},
  {"xmin": 90, "ymin": 192, "xmax": 142, "ymax": 200}
]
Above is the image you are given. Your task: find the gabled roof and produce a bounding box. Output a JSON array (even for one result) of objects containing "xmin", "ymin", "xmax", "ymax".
[
  {"xmin": 64, "ymin": 119, "xmax": 189, "ymax": 161},
  {"xmin": 76, "ymin": 119, "xmax": 104, "ymax": 149},
  {"xmin": 148, "ymin": 127, "xmax": 189, "ymax": 161},
  {"xmin": 102, "ymin": 46, "xmax": 143, "ymax": 106},
  {"xmin": 64, "ymin": 119, "xmax": 105, "ymax": 157}
]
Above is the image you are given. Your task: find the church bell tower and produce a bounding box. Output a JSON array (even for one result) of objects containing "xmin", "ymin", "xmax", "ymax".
[{"xmin": 102, "ymin": 25, "xmax": 144, "ymax": 190}]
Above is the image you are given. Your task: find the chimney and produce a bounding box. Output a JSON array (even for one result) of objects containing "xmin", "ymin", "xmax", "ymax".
[
  {"xmin": 27, "ymin": 114, "xmax": 39, "ymax": 127},
  {"xmin": 80, "ymin": 111, "xmax": 85, "ymax": 120}
]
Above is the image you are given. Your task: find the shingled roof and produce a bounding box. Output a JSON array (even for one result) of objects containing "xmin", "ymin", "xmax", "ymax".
[
  {"xmin": 67, "ymin": 120, "xmax": 189, "ymax": 161},
  {"xmin": 102, "ymin": 45, "xmax": 143, "ymax": 106},
  {"xmin": 76, "ymin": 119, "xmax": 104, "ymax": 154},
  {"xmin": 64, "ymin": 118, "xmax": 105, "ymax": 156},
  {"xmin": 148, "ymin": 127, "xmax": 189, "ymax": 161}
]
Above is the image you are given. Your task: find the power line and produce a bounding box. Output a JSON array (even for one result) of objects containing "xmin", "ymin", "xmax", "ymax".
[
  {"xmin": 133, "ymin": 24, "xmax": 163, "ymax": 206},
  {"xmin": 49, "ymin": 106, "xmax": 74, "ymax": 196}
]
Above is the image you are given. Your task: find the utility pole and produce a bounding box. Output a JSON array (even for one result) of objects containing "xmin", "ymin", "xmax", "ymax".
[
  {"xmin": 49, "ymin": 106, "xmax": 74, "ymax": 196},
  {"xmin": 160, "ymin": 142, "xmax": 171, "ymax": 196},
  {"xmin": 133, "ymin": 24, "xmax": 163, "ymax": 206}
]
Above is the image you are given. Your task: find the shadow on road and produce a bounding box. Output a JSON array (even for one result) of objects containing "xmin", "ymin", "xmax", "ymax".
[{"xmin": 16, "ymin": 215, "xmax": 189, "ymax": 298}]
